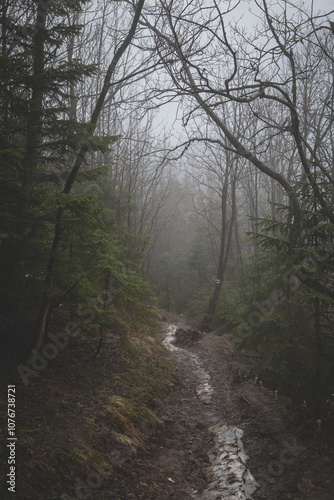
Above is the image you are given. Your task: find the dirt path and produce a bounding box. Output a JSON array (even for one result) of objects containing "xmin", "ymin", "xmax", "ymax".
[{"xmin": 104, "ymin": 316, "xmax": 334, "ymax": 499}]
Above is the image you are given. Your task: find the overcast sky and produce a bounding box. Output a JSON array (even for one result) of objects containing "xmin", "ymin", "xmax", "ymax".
[
  {"xmin": 228, "ymin": 0, "xmax": 333, "ymax": 33},
  {"xmin": 152, "ymin": 0, "xmax": 334, "ymax": 140}
]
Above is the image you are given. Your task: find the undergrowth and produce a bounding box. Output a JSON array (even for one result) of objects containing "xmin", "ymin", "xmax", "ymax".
[{"xmin": 0, "ymin": 312, "xmax": 176, "ymax": 499}]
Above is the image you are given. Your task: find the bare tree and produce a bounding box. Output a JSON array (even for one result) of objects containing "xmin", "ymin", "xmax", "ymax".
[{"xmin": 141, "ymin": 0, "xmax": 333, "ymax": 211}]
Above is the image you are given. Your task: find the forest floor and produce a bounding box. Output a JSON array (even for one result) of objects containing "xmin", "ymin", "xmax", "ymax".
[
  {"xmin": 109, "ymin": 312, "xmax": 334, "ymax": 500},
  {"xmin": 1, "ymin": 311, "xmax": 334, "ymax": 499}
]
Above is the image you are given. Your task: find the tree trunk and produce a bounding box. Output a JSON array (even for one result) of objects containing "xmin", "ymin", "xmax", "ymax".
[
  {"xmin": 29, "ymin": 0, "xmax": 146, "ymax": 360},
  {"xmin": 314, "ymin": 291, "xmax": 322, "ymax": 415},
  {"xmin": 22, "ymin": 0, "xmax": 48, "ymax": 203},
  {"xmin": 200, "ymin": 171, "xmax": 237, "ymax": 331}
]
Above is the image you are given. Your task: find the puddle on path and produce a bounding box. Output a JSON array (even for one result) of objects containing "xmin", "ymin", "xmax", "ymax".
[
  {"xmin": 162, "ymin": 324, "xmax": 214, "ymax": 403},
  {"xmin": 162, "ymin": 324, "xmax": 259, "ymax": 500},
  {"xmin": 162, "ymin": 324, "xmax": 181, "ymax": 353},
  {"xmin": 198, "ymin": 423, "xmax": 260, "ymax": 500}
]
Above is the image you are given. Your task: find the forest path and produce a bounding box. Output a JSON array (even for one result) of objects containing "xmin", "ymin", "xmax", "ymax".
[{"xmin": 107, "ymin": 314, "xmax": 334, "ymax": 499}]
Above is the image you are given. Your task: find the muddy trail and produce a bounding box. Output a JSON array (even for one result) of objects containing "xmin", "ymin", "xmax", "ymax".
[{"xmin": 107, "ymin": 314, "xmax": 334, "ymax": 500}]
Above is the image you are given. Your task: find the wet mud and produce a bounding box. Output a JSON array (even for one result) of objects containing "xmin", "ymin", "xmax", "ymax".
[{"xmin": 107, "ymin": 315, "xmax": 334, "ymax": 499}]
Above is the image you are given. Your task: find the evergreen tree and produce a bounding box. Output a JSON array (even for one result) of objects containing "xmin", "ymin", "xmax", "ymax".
[
  {"xmin": 229, "ymin": 179, "xmax": 334, "ymax": 412},
  {"xmin": 0, "ymin": 0, "xmax": 148, "ymax": 357}
]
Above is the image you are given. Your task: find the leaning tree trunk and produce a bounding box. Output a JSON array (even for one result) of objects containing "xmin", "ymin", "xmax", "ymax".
[{"xmin": 28, "ymin": 0, "xmax": 146, "ymax": 361}]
